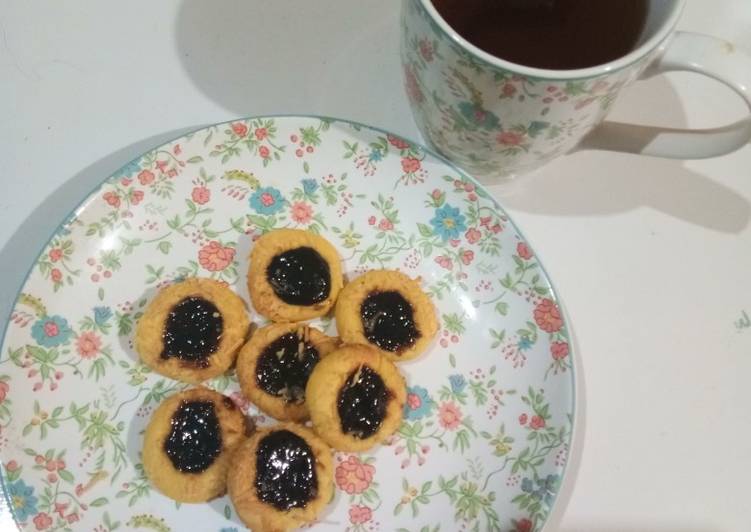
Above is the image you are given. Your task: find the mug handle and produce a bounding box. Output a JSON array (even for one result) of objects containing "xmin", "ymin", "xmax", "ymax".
[{"xmin": 580, "ymin": 32, "xmax": 751, "ymax": 158}]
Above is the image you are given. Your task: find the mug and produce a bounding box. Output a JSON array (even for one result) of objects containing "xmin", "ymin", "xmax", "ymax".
[{"xmin": 400, "ymin": 0, "xmax": 751, "ymax": 180}]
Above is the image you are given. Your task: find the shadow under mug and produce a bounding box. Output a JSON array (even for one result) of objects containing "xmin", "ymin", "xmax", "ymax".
[{"xmin": 400, "ymin": 0, "xmax": 751, "ymax": 182}]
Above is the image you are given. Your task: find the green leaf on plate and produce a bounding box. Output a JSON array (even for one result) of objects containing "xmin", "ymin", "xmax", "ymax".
[{"xmin": 90, "ymin": 497, "xmax": 108, "ymax": 507}]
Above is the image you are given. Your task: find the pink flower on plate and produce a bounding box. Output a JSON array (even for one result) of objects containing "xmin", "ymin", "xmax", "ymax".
[
  {"xmin": 0, "ymin": 381, "xmax": 9, "ymax": 403},
  {"xmin": 515, "ymin": 518, "xmax": 534, "ymax": 532},
  {"xmin": 497, "ymin": 131, "xmax": 525, "ymax": 146},
  {"xmin": 130, "ymin": 190, "xmax": 144, "ymax": 205},
  {"xmin": 229, "ymin": 391, "xmax": 250, "ymax": 412},
  {"xmin": 534, "ymin": 298, "xmax": 563, "ymax": 333},
  {"xmin": 378, "ymin": 218, "xmax": 394, "ymax": 231},
  {"xmin": 460, "ymin": 249, "xmax": 474, "ymax": 265},
  {"xmin": 349, "ymin": 504, "xmax": 373, "ymax": 524},
  {"xmin": 137, "ymin": 170, "xmax": 155, "ymax": 186},
  {"xmin": 434, "ymin": 255, "xmax": 453, "ymax": 270},
  {"xmin": 33, "ymin": 512, "xmax": 52, "ymax": 531},
  {"xmin": 5, "ymin": 459, "xmax": 17, "ymax": 471},
  {"xmin": 50, "ymin": 268, "xmax": 62, "ymax": 283},
  {"xmin": 551, "ymin": 341, "xmax": 569, "ymax": 360},
  {"xmin": 66, "ymin": 513, "xmax": 79, "ymax": 524},
  {"xmin": 192, "ymin": 186, "xmax": 211, "ymax": 205},
  {"xmin": 465, "ymin": 227, "xmax": 481, "ymax": 244},
  {"xmin": 519, "ymin": 413, "xmax": 528, "ymax": 425},
  {"xmin": 258, "ymin": 145, "xmax": 271, "ymax": 159},
  {"xmin": 401, "ymin": 156, "xmax": 421, "ymax": 173},
  {"xmin": 255, "ymin": 127, "xmax": 268, "ymax": 140},
  {"xmin": 290, "ymin": 201, "xmax": 313, "ymax": 224},
  {"xmin": 517, "ymin": 241, "xmax": 533, "ymax": 260},
  {"xmin": 335, "ymin": 455, "xmax": 375, "ymax": 494},
  {"xmin": 198, "ymin": 241, "xmax": 236, "ymax": 272},
  {"xmin": 438, "ymin": 401, "xmax": 462, "ymax": 430},
  {"xmin": 368, "ymin": 216, "xmax": 376, "ymax": 225},
  {"xmin": 77, "ymin": 331, "xmax": 102, "ymax": 359},
  {"xmin": 231, "ymin": 122, "xmax": 248, "ymax": 137},
  {"xmin": 407, "ymin": 392, "xmax": 422, "ymax": 410},
  {"xmin": 260, "ymin": 192, "xmax": 275, "ymax": 207},
  {"xmin": 44, "ymin": 321, "xmax": 59, "ymax": 338},
  {"xmin": 388, "ymin": 134, "xmax": 410, "ymax": 150},
  {"xmin": 48, "ymin": 248, "xmax": 62, "ymax": 262},
  {"xmin": 530, "ymin": 415, "xmax": 545, "ymax": 430},
  {"xmin": 103, "ymin": 192, "xmax": 120, "ymax": 209}
]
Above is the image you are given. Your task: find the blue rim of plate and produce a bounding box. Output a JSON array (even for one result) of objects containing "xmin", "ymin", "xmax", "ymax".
[{"xmin": 0, "ymin": 114, "xmax": 578, "ymax": 529}]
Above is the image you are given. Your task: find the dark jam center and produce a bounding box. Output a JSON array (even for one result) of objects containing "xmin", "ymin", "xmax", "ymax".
[
  {"xmin": 255, "ymin": 429, "xmax": 317, "ymax": 511},
  {"xmin": 164, "ymin": 400, "xmax": 222, "ymax": 473},
  {"xmin": 360, "ymin": 290, "xmax": 420, "ymax": 353},
  {"xmin": 337, "ymin": 365, "xmax": 389, "ymax": 439},
  {"xmin": 266, "ymin": 247, "xmax": 331, "ymax": 306},
  {"xmin": 161, "ymin": 296, "xmax": 223, "ymax": 366},
  {"xmin": 256, "ymin": 333, "xmax": 320, "ymax": 404}
]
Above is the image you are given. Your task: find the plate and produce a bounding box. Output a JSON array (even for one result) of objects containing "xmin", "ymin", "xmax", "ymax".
[{"xmin": 0, "ymin": 116, "xmax": 574, "ymax": 532}]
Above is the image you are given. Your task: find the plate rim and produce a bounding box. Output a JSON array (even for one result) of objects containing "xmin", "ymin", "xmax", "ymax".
[{"xmin": 0, "ymin": 113, "xmax": 578, "ymax": 530}]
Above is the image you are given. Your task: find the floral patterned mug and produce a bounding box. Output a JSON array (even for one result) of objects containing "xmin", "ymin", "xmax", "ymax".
[{"xmin": 401, "ymin": 0, "xmax": 751, "ymax": 180}]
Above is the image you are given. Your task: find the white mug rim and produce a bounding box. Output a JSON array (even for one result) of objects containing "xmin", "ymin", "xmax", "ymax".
[{"xmin": 418, "ymin": 0, "xmax": 686, "ymax": 79}]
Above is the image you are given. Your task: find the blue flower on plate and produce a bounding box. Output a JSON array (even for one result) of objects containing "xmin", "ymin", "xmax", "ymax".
[
  {"xmin": 369, "ymin": 148, "xmax": 384, "ymax": 162},
  {"xmin": 31, "ymin": 315, "xmax": 72, "ymax": 348},
  {"xmin": 7, "ymin": 480, "xmax": 38, "ymax": 521},
  {"xmin": 430, "ymin": 204, "xmax": 466, "ymax": 241},
  {"xmin": 301, "ymin": 178, "xmax": 318, "ymax": 195},
  {"xmin": 404, "ymin": 385, "xmax": 433, "ymax": 421},
  {"xmin": 249, "ymin": 187, "xmax": 285, "ymax": 215},
  {"xmin": 449, "ymin": 374, "xmax": 467, "ymax": 394},
  {"xmin": 518, "ymin": 336, "xmax": 533, "ymax": 351},
  {"xmin": 538, "ymin": 474, "xmax": 559, "ymax": 505},
  {"xmin": 521, "ymin": 475, "xmax": 559, "ymax": 506},
  {"xmin": 94, "ymin": 306, "xmax": 113, "ymax": 326}
]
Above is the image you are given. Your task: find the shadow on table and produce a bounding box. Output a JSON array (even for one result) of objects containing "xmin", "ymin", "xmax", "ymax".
[
  {"xmin": 496, "ymin": 76, "xmax": 750, "ymax": 234},
  {"xmin": 0, "ymin": 125, "xmax": 203, "ymax": 326},
  {"xmin": 173, "ymin": 0, "xmax": 408, "ymax": 128}
]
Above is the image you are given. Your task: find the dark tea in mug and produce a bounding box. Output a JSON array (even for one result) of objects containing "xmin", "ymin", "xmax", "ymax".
[{"xmin": 430, "ymin": 0, "xmax": 649, "ymax": 69}]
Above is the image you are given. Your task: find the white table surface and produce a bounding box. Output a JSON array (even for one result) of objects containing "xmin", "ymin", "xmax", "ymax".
[{"xmin": 2, "ymin": 1, "xmax": 751, "ymax": 530}]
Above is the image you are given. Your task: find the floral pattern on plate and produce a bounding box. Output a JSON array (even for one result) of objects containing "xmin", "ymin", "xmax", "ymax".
[{"xmin": 0, "ymin": 116, "xmax": 574, "ymax": 532}]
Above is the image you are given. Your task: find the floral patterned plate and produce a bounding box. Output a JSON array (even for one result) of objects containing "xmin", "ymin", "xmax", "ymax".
[{"xmin": 0, "ymin": 116, "xmax": 574, "ymax": 532}]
